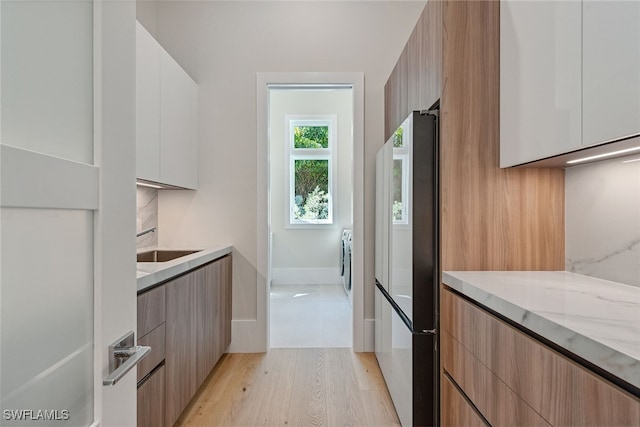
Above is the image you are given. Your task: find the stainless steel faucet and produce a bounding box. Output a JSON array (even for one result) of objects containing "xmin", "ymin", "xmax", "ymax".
[{"xmin": 136, "ymin": 227, "xmax": 156, "ymax": 238}]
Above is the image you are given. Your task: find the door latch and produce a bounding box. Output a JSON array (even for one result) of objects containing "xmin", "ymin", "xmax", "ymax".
[{"xmin": 103, "ymin": 331, "xmax": 150, "ymax": 386}]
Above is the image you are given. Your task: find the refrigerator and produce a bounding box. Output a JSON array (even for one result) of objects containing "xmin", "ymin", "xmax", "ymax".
[{"xmin": 375, "ymin": 108, "xmax": 439, "ymax": 427}]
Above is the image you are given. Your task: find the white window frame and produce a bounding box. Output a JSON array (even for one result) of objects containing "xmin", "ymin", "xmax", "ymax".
[
  {"xmin": 285, "ymin": 114, "xmax": 337, "ymax": 227},
  {"xmin": 393, "ymin": 118, "xmax": 412, "ymax": 226}
]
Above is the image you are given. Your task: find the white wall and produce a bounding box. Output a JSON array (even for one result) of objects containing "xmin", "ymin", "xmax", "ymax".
[
  {"xmin": 150, "ymin": 0, "xmax": 426, "ymax": 351},
  {"xmin": 566, "ymin": 155, "xmax": 640, "ymax": 286},
  {"xmin": 270, "ymin": 89, "xmax": 352, "ymax": 285}
]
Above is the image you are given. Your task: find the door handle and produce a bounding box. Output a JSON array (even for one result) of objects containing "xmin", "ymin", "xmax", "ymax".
[{"xmin": 103, "ymin": 331, "xmax": 151, "ymax": 386}]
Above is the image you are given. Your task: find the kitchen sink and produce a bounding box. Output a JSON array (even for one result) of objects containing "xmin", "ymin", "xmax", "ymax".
[{"xmin": 137, "ymin": 250, "xmax": 201, "ymax": 263}]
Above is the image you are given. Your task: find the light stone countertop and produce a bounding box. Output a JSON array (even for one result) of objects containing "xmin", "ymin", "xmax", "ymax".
[
  {"xmin": 442, "ymin": 271, "xmax": 640, "ymax": 392},
  {"xmin": 137, "ymin": 245, "xmax": 233, "ymax": 293}
]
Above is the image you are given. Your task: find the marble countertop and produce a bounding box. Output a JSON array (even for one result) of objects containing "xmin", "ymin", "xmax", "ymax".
[
  {"xmin": 442, "ymin": 271, "xmax": 640, "ymax": 391},
  {"xmin": 137, "ymin": 245, "xmax": 233, "ymax": 293}
]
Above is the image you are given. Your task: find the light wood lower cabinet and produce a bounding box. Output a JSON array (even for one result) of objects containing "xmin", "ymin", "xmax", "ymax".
[
  {"xmin": 441, "ymin": 287, "xmax": 640, "ymax": 427},
  {"xmin": 165, "ymin": 255, "xmax": 233, "ymax": 427},
  {"xmin": 137, "ymin": 254, "xmax": 232, "ymax": 427}
]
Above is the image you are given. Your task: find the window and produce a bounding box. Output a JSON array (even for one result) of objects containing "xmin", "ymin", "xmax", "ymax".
[
  {"xmin": 286, "ymin": 115, "xmax": 337, "ymax": 226},
  {"xmin": 392, "ymin": 123, "xmax": 410, "ymax": 225}
]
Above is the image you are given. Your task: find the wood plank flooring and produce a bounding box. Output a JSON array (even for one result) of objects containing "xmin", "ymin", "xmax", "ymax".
[{"xmin": 174, "ymin": 349, "xmax": 400, "ymax": 427}]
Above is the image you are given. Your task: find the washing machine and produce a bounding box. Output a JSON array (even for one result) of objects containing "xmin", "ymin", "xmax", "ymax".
[{"xmin": 340, "ymin": 229, "xmax": 352, "ymax": 293}]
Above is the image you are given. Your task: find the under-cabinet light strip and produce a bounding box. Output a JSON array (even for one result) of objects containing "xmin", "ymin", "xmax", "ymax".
[
  {"xmin": 136, "ymin": 181, "xmax": 163, "ymax": 189},
  {"xmin": 566, "ymin": 146, "xmax": 640, "ymax": 164}
]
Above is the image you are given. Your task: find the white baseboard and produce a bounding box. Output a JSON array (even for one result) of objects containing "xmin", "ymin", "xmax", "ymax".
[
  {"xmin": 272, "ymin": 267, "xmax": 342, "ymax": 285},
  {"xmin": 227, "ymin": 319, "xmax": 267, "ymax": 353},
  {"xmin": 364, "ymin": 318, "xmax": 375, "ymax": 352}
]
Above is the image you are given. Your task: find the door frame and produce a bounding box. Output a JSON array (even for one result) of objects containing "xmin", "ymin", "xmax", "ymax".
[
  {"xmin": 256, "ymin": 72, "xmax": 366, "ymax": 351},
  {"xmin": 94, "ymin": 0, "xmax": 138, "ymax": 425}
]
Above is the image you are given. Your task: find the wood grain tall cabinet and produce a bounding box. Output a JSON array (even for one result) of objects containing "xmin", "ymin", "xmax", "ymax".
[
  {"xmin": 384, "ymin": 0, "xmax": 441, "ymax": 141},
  {"xmin": 383, "ymin": 0, "xmax": 565, "ymax": 424}
]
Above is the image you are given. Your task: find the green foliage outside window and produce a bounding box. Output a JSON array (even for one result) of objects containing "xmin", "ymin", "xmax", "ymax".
[
  {"xmin": 292, "ymin": 125, "xmax": 330, "ymax": 221},
  {"xmin": 294, "ymin": 186, "xmax": 329, "ymax": 220},
  {"xmin": 393, "ymin": 159, "xmax": 403, "ymax": 221},
  {"xmin": 393, "ymin": 126, "xmax": 403, "ymax": 148},
  {"xmin": 294, "ymin": 126, "xmax": 329, "ymax": 148}
]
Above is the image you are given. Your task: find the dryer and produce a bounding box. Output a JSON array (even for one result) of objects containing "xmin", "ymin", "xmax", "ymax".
[{"xmin": 340, "ymin": 229, "xmax": 352, "ymax": 293}]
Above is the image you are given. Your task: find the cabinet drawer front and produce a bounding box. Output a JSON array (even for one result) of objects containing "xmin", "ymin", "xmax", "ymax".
[
  {"xmin": 138, "ymin": 285, "xmax": 166, "ymax": 336},
  {"xmin": 442, "ymin": 330, "xmax": 551, "ymax": 427},
  {"xmin": 137, "ymin": 365, "xmax": 165, "ymax": 427},
  {"xmin": 442, "ymin": 288, "xmax": 640, "ymax": 426},
  {"xmin": 442, "ymin": 373, "xmax": 488, "ymax": 427},
  {"xmin": 137, "ymin": 323, "xmax": 166, "ymax": 383}
]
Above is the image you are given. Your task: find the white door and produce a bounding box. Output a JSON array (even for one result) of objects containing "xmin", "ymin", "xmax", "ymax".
[{"xmin": 1, "ymin": 1, "xmax": 137, "ymax": 426}]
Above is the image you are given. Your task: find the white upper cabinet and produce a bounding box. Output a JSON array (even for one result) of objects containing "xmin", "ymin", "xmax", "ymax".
[
  {"xmin": 160, "ymin": 50, "xmax": 198, "ymax": 189},
  {"xmin": 500, "ymin": 0, "xmax": 582, "ymax": 167},
  {"xmin": 136, "ymin": 22, "xmax": 198, "ymax": 189},
  {"xmin": 500, "ymin": 1, "xmax": 640, "ymax": 167},
  {"xmin": 136, "ymin": 22, "xmax": 161, "ymax": 183},
  {"xmin": 582, "ymin": 0, "xmax": 640, "ymax": 147}
]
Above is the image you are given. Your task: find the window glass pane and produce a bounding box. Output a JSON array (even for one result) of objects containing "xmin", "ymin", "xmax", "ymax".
[
  {"xmin": 393, "ymin": 126, "xmax": 403, "ymax": 148},
  {"xmin": 293, "ymin": 159, "xmax": 329, "ymax": 220},
  {"xmin": 293, "ymin": 126, "xmax": 329, "ymax": 149},
  {"xmin": 393, "ymin": 158, "xmax": 403, "ymax": 221}
]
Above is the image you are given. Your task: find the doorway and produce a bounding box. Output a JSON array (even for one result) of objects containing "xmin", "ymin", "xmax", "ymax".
[
  {"xmin": 268, "ymin": 86, "xmax": 353, "ymax": 347},
  {"xmin": 256, "ymin": 73, "xmax": 365, "ymax": 351}
]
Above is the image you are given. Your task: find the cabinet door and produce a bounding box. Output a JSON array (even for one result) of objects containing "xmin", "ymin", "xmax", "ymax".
[
  {"xmin": 217, "ymin": 255, "xmax": 232, "ymax": 361},
  {"xmin": 407, "ymin": 0, "xmax": 441, "ymax": 113},
  {"xmin": 385, "ymin": 48, "xmax": 408, "ymax": 142},
  {"xmin": 165, "ymin": 272, "xmax": 198, "ymax": 427},
  {"xmin": 583, "ymin": 1, "xmax": 640, "ymax": 146},
  {"xmin": 196, "ymin": 256, "xmax": 232, "ymax": 387},
  {"xmin": 196, "ymin": 260, "xmax": 219, "ymax": 386},
  {"xmin": 500, "ymin": 0, "xmax": 582, "ymax": 167},
  {"xmin": 137, "ymin": 365, "xmax": 165, "ymax": 427},
  {"xmin": 160, "ymin": 50, "xmax": 198, "ymax": 189},
  {"xmin": 136, "ymin": 22, "xmax": 161, "ymax": 183}
]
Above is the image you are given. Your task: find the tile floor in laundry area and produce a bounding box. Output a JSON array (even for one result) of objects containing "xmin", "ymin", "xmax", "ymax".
[{"xmin": 269, "ymin": 284, "xmax": 352, "ymax": 348}]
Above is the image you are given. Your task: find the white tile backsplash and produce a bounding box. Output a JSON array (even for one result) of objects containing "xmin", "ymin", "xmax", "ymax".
[
  {"xmin": 565, "ymin": 155, "xmax": 640, "ymax": 286},
  {"xmin": 136, "ymin": 187, "xmax": 158, "ymax": 249}
]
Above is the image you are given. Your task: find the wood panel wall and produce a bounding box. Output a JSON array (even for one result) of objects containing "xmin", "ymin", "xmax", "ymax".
[{"xmin": 440, "ymin": 0, "xmax": 565, "ymax": 271}]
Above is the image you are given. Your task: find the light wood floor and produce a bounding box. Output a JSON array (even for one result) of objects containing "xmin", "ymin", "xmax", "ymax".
[{"xmin": 175, "ymin": 349, "xmax": 401, "ymax": 427}]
